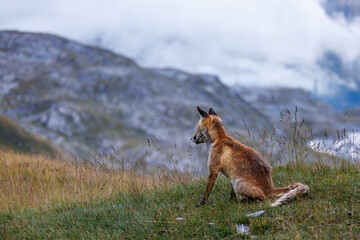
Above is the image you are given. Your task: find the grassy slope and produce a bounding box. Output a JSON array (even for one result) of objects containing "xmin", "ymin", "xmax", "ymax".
[
  {"xmin": 0, "ymin": 152, "xmax": 160, "ymax": 212},
  {"xmin": 0, "ymin": 115, "xmax": 56, "ymax": 156},
  {"xmin": 1, "ymin": 164, "xmax": 359, "ymax": 239}
]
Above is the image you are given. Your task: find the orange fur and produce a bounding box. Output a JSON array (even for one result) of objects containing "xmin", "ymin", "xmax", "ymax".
[{"xmin": 192, "ymin": 107, "xmax": 309, "ymax": 207}]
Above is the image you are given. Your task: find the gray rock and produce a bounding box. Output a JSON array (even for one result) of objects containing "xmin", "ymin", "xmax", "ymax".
[
  {"xmin": 175, "ymin": 218, "xmax": 184, "ymax": 222},
  {"xmin": 246, "ymin": 210, "xmax": 265, "ymax": 217},
  {"xmin": 235, "ymin": 224, "xmax": 250, "ymax": 235}
]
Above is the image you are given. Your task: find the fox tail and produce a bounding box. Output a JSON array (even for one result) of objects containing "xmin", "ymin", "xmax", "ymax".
[{"xmin": 271, "ymin": 183, "xmax": 309, "ymax": 207}]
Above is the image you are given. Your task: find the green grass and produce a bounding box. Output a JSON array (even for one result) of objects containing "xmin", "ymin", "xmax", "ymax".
[{"xmin": 1, "ymin": 165, "xmax": 359, "ymax": 239}]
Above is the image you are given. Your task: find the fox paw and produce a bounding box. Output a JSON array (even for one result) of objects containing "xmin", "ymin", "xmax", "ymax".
[{"xmin": 196, "ymin": 201, "xmax": 205, "ymax": 207}]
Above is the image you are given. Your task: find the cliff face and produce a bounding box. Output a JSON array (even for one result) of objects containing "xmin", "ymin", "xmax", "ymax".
[{"xmin": 0, "ymin": 31, "xmax": 272, "ymax": 167}]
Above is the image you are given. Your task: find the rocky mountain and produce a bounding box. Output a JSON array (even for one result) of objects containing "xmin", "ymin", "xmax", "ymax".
[
  {"xmin": 235, "ymin": 86, "xmax": 360, "ymax": 162},
  {"xmin": 0, "ymin": 31, "xmax": 272, "ymax": 168},
  {"xmin": 236, "ymin": 86, "xmax": 360, "ymax": 137},
  {"xmin": 0, "ymin": 115, "xmax": 56, "ymax": 156}
]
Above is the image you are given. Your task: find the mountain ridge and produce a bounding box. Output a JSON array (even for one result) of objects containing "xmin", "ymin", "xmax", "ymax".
[{"xmin": 0, "ymin": 31, "xmax": 272, "ymax": 168}]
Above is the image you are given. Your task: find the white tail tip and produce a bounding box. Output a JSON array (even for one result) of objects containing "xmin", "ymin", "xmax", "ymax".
[{"xmin": 271, "ymin": 183, "xmax": 309, "ymax": 207}]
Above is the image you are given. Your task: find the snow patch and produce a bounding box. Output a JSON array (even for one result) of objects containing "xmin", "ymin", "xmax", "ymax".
[{"xmin": 309, "ymin": 132, "xmax": 360, "ymax": 161}]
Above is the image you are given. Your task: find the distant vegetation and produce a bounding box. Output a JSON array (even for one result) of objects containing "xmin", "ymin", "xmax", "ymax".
[{"xmin": 0, "ymin": 115, "xmax": 56, "ymax": 156}]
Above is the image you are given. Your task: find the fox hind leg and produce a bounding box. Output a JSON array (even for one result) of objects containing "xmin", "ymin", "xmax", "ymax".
[
  {"xmin": 232, "ymin": 179, "xmax": 266, "ymax": 201},
  {"xmin": 230, "ymin": 184, "xmax": 237, "ymax": 201}
]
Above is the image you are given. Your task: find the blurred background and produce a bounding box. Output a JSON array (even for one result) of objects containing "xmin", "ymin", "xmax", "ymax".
[{"xmin": 0, "ymin": 0, "xmax": 359, "ymax": 169}]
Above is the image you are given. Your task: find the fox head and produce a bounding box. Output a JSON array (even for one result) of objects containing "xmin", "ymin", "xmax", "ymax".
[{"xmin": 191, "ymin": 106, "xmax": 221, "ymax": 144}]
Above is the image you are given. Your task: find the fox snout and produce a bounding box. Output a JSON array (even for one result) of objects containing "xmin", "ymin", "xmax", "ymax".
[
  {"xmin": 191, "ymin": 135, "xmax": 200, "ymax": 144},
  {"xmin": 192, "ymin": 130, "xmax": 208, "ymax": 144}
]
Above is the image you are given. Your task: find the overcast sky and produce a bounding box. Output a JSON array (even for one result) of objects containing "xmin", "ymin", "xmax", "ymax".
[{"xmin": 1, "ymin": 0, "xmax": 360, "ymax": 91}]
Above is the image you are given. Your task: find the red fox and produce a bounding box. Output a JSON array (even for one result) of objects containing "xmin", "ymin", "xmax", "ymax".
[{"xmin": 192, "ymin": 106, "xmax": 309, "ymax": 207}]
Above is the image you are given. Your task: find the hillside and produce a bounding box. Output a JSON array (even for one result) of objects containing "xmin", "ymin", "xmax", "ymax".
[
  {"xmin": 0, "ymin": 31, "xmax": 272, "ymax": 168},
  {"xmin": 0, "ymin": 115, "xmax": 56, "ymax": 156},
  {"xmin": 0, "ymin": 154, "xmax": 359, "ymax": 239}
]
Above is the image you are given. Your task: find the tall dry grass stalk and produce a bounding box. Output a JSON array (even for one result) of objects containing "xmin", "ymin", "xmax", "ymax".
[
  {"xmin": 0, "ymin": 151, "xmax": 192, "ymax": 212},
  {"xmin": 235, "ymin": 107, "xmax": 355, "ymax": 168}
]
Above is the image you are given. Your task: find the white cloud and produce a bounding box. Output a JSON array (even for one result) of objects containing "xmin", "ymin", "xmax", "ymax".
[{"xmin": 0, "ymin": 0, "xmax": 360, "ymax": 89}]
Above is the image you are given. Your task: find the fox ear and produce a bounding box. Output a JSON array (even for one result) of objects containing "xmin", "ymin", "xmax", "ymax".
[
  {"xmin": 197, "ymin": 106, "xmax": 208, "ymax": 118},
  {"xmin": 209, "ymin": 108, "xmax": 218, "ymax": 116}
]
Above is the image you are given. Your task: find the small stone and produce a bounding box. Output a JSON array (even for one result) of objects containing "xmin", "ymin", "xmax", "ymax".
[
  {"xmin": 175, "ymin": 217, "xmax": 184, "ymax": 222},
  {"xmin": 246, "ymin": 210, "xmax": 265, "ymax": 217},
  {"xmin": 207, "ymin": 222, "xmax": 215, "ymax": 226},
  {"xmin": 235, "ymin": 224, "xmax": 250, "ymax": 235}
]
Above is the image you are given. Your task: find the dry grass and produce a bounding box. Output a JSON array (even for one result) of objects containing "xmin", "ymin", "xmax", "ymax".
[{"xmin": 0, "ymin": 151, "xmax": 190, "ymax": 212}]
